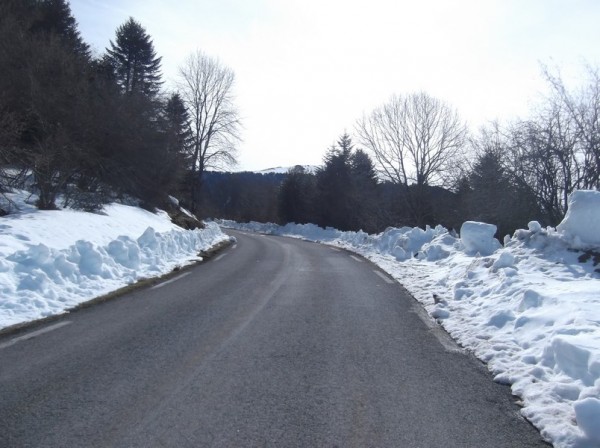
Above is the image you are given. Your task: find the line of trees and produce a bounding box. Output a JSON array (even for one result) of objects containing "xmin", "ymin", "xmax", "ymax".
[
  {"xmin": 2, "ymin": 2, "xmax": 597, "ymax": 238},
  {"xmin": 278, "ymin": 134, "xmax": 380, "ymax": 232},
  {"xmin": 208, "ymin": 71, "xmax": 599, "ymax": 238},
  {"xmin": 0, "ymin": 0, "xmax": 239, "ymax": 215},
  {"xmin": 453, "ymin": 67, "xmax": 600, "ymax": 237}
]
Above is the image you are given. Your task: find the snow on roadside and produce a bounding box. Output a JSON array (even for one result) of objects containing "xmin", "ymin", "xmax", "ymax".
[
  {"xmin": 219, "ymin": 189, "xmax": 600, "ymax": 448},
  {"xmin": 0, "ymin": 191, "xmax": 230, "ymax": 330}
]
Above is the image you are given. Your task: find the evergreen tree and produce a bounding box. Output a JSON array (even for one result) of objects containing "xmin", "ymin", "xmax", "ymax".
[
  {"xmin": 163, "ymin": 92, "xmax": 192, "ymax": 157},
  {"xmin": 105, "ymin": 17, "xmax": 163, "ymax": 97},
  {"xmin": 0, "ymin": 2, "xmax": 177, "ymax": 211},
  {"xmin": 158, "ymin": 92, "xmax": 192, "ymax": 197},
  {"xmin": 30, "ymin": 0, "xmax": 90, "ymax": 59},
  {"xmin": 316, "ymin": 139, "xmax": 353, "ymax": 230},
  {"xmin": 349, "ymin": 149, "xmax": 379, "ymax": 232},
  {"xmin": 462, "ymin": 144, "xmax": 540, "ymax": 238},
  {"xmin": 278, "ymin": 166, "xmax": 317, "ymax": 224},
  {"xmin": 314, "ymin": 133, "xmax": 379, "ymax": 232}
]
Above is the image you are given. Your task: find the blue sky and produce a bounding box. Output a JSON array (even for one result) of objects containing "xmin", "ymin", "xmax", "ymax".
[{"xmin": 70, "ymin": 0, "xmax": 600, "ymax": 171}]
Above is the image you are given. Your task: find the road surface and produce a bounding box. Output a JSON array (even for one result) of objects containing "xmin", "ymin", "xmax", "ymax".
[{"xmin": 0, "ymin": 230, "xmax": 548, "ymax": 447}]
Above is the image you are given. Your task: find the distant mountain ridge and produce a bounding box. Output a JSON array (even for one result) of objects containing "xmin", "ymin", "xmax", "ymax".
[{"xmin": 254, "ymin": 165, "xmax": 319, "ymax": 175}]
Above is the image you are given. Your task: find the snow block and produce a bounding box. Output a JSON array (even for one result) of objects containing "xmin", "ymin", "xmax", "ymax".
[
  {"xmin": 518, "ymin": 289, "xmax": 543, "ymax": 311},
  {"xmin": 574, "ymin": 397, "xmax": 600, "ymax": 442},
  {"xmin": 487, "ymin": 310, "xmax": 515, "ymax": 328},
  {"xmin": 557, "ymin": 190, "xmax": 600, "ymax": 248},
  {"xmin": 460, "ymin": 221, "xmax": 501, "ymax": 256},
  {"xmin": 76, "ymin": 240, "xmax": 104, "ymax": 276},
  {"xmin": 491, "ymin": 251, "xmax": 515, "ymax": 271},
  {"xmin": 137, "ymin": 227, "xmax": 159, "ymax": 250},
  {"xmin": 527, "ymin": 221, "xmax": 542, "ymax": 233},
  {"xmin": 107, "ymin": 237, "xmax": 141, "ymax": 269},
  {"xmin": 421, "ymin": 233, "xmax": 456, "ymax": 261},
  {"xmin": 542, "ymin": 337, "xmax": 594, "ymax": 386}
]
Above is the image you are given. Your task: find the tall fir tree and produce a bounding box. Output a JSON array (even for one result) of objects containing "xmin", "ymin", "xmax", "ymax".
[
  {"xmin": 278, "ymin": 166, "xmax": 317, "ymax": 224},
  {"xmin": 316, "ymin": 139, "xmax": 353, "ymax": 230},
  {"xmin": 349, "ymin": 148, "xmax": 379, "ymax": 232},
  {"xmin": 30, "ymin": 0, "xmax": 90, "ymax": 59},
  {"xmin": 105, "ymin": 17, "xmax": 163, "ymax": 97},
  {"xmin": 160, "ymin": 92, "xmax": 192, "ymax": 194},
  {"xmin": 462, "ymin": 147, "xmax": 540, "ymax": 238},
  {"xmin": 313, "ymin": 133, "xmax": 381, "ymax": 232},
  {"xmin": 163, "ymin": 93, "xmax": 192, "ymax": 157}
]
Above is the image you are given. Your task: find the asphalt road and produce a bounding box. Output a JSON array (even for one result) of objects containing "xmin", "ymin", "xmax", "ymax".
[{"xmin": 0, "ymin": 230, "xmax": 548, "ymax": 447}]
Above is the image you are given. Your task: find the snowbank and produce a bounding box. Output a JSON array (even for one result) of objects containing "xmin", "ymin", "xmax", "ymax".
[
  {"xmin": 219, "ymin": 189, "xmax": 600, "ymax": 448},
  {"xmin": 557, "ymin": 190, "xmax": 600, "ymax": 248},
  {"xmin": 0, "ymin": 191, "xmax": 230, "ymax": 330}
]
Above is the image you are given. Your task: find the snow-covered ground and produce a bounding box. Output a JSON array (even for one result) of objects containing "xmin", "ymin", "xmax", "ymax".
[
  {"xmin": 2, "ymin": 185, "xmax": 599, "ymax": 448},
  {"xmin": 0, "ymin": 190, "xmax": 230, "ymax": 330},
  {"xmin": 220, "ymin": 190, "xmax": 600, "ymax": 448},
  {"xmin": 253, "ymin": 165, "xmax": 318, "ymax": 175}
]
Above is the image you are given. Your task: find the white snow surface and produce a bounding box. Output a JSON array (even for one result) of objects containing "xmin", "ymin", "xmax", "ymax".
[
  {"xmin": 219, "ymin": 189, "xmax": 600, "ymax": 448},
  {"xmin": 254, "ymin": 165, "xmax": 318, "ymax": 175},
  {"xmin": 557, "ymin": 190, "xmax": 600, "ymax": 249},
  {"xmin": 0, "ymin": 190, "xmax": 230, "ymax": 330}
]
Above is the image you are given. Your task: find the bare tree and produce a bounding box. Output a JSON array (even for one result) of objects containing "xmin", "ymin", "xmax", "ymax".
[
  {"xmin": 497, "ymin": 65, "xmax": 600, "ymax": 225},
  {"xmin": 507, "ymin": 102, "xmax": 581, "ymax": 224},
  {"xmin": 177, "ymin": 50, "xmax": 241, "ymax": 213},
  {"xmin": 542, "ymin": 65, "xmax": 600, "ymax": 189},
  {"xmin": 356, "ymin": 92, "xmax": 467, "ymax": 226}
]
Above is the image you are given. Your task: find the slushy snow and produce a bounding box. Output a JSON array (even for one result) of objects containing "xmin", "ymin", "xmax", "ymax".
[
  {"xmin": 0, "ymin": 190, "xmax": 230, "ymax": 329},
  {"xmin": 220, "ymin": 189, "xmax": 600, "ymax": 448}
]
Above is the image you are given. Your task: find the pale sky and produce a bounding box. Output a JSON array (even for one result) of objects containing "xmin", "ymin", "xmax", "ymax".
[{"xmin": 70, "ymin": 0, "xmax": 600, "ymax": 171}]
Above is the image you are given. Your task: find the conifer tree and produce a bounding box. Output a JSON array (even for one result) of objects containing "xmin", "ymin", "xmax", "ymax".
[
  {"xmin": 313, "ymin": 133, "xmax": 380, "ymax": 232},
  {"xmin": 278, "ymin": 166, "xmax": 316, "ymax": 224},
  {"xmin": 105, "ymin": 17, "xmax": 163, "ymax": 96},
  {"xmin": 163, "ymin": 93, "xmax": 192, "ymax": 154},
  {"xmin": 30, "ymin": 0, "xmax": 90, "ymax": 59}
]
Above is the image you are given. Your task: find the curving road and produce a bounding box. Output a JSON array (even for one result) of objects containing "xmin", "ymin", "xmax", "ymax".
[{"xmin": 0, "ymin": 230, "xmax": 548, "ymax": 447}]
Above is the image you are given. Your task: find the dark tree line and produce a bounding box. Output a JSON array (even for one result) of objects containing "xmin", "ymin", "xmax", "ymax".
[
  {"xmin": 199, "ymin": 133, "xmax": 460, "ymax": 235},
  {"xmin": 200, "ymin": 171, "xmax": 283, "ymax": 223},
  {"xmin": 202, "ymin": 67, "xmax": 600, "ymax": 239},
  {"xmin": 0, "ymin": 0, "xmax": 238, "ymax": 216},
  {"xmin": 278, "ymin": 134, "xmax": 380, "ymax": 232}
]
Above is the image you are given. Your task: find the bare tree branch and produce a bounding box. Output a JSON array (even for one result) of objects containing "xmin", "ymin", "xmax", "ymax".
[
  {"xmin": 177, "ymin": 50, "xmax": 241, "ymax": 212},
  {"xmin": 355, "ymin": 92, "xmax": 467, "ymax": 225}
]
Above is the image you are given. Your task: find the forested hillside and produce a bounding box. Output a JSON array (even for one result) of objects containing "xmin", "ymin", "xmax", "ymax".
[{"xmin": 0, "ymin": 0, "xmax": 239, "ymax": 215}]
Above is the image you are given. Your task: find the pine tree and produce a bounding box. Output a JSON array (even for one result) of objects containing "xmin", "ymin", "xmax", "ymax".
[
  {"xmin": 316, "ymin": 142, "xmax": 352, "ymax": 230},
  {"xmin": 163, "ymin": 93, "xmax": 192, "ymax": 157},
  {"xmin": 464, "ymin": 147, "xmax": 539, "ymax": 238},
  {"xmin": 30, "ymin": 0, "xmax": 90, "ymax": 59},
  {"xmin": 158, "ymin": 92, "xmax": 192, "ymax": 196},
  {"xmin": 105, "ymin": 17, "xmax": 163, "ymax": 96},
  {"xmin": 349, "ymin": 149, "xmax": 379, "ymax": 232},
  {"xmin": 313, "ymin": 133, "xmax": 381, "ymax": 231},
  {"xmin": 278, "ymin": 166, "xmax": 317, "ymax": 224}
]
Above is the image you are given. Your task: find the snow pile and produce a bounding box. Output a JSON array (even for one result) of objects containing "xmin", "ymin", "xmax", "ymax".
[
  {"xmin": 459, "ymin": 221, "xmax": 501, "ymax": 255},
  {"xmin": 220, "ymin": 189, "xmax": 600, "ymax": 448},
  {"xmin": 0, "ymin": 191, "xmax": 230, "ymax": 330},
  {"xmin": 557, "ymin": 190, "xmax": 600, "ymax": 248},
  {"xmin": 220, "ymin": 220, "xmax": 448, "ymax": 261}
]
